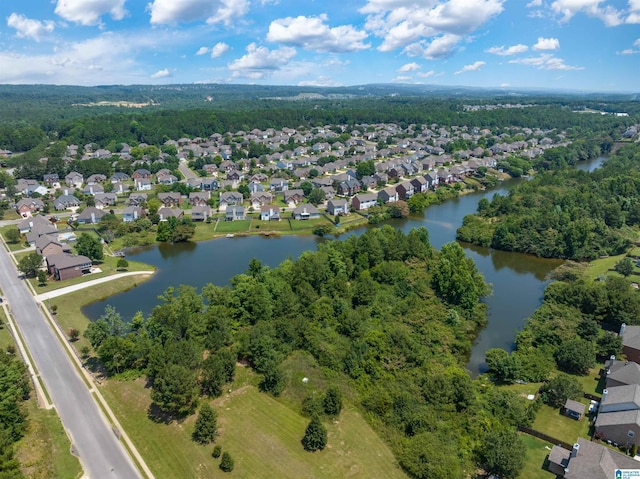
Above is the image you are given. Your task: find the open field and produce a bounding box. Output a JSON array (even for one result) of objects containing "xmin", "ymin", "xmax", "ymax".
[
  {"xmin": 215, "ymin": 219, "xmax": 252, "ymax": 233},
  {"xmin": 15, "ymin": 399, "xmax": 83, "ymax": 479},
  {"xmin": 100, "ymin": 370, "xmax": 406, "ymax": 479},
  {"xmin": 0, "ymin": 308, "xmax": 13, "ymax": 350},
  {"xmin": 519, "ymin": 434, "xmax": 558, "ymax": 479},
  {"xmin": 574, "ymin": 362, "xmax": 605, "ymax": 396},
  {"xmin": 583, "ymin": 253, "xmax": 627, "ymax": 281},
  {"xmin": 532, "ymin": 402, "xmax": 591, "ymax": 445}
]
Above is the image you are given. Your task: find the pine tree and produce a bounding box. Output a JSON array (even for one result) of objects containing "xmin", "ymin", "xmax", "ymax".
[
  {"xmin": 302, "ymin": 416, "xmax": 327, "ymax": 452},
  {"xmin": 323, "ymin": 386, "xmax": 343, "ymax": 416},
  {"xmin": 220, "ymin": 451, "xmax": 234, "ymax": 472},
  {"xmin": 192, "ymin": 403, "xmax": 217, "ymax": 444}
]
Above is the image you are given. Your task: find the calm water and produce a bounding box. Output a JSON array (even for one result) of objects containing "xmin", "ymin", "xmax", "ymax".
[{"xmin": 84, "ymin": 156, "xmax": 606, "ymax": 376}]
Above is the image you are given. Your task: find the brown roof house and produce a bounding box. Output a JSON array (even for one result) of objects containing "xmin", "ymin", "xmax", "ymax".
[
  {"xmin": 157, "ymin": 192, "xmax": 182, "ymax": 208},
  {"xmin": 16, "ymin": 198, "xmax": 44, "ymax": 218},
  {"xmin": 260, "ymin": 205, "xmax": 280, "ymax": 221},
  {"xmin": 351, "ymin": 193, "xmax": 378, "ymax": 211},
  {"xmin": 188, "ymin": 192, "xmax": 211, "ymax": 207},
  {"xmin": 158, "ymin": 207, "xmax": 183, "ymax": 221},
  {"xmin": 620, "ymin": 324, "xmax": 640, "ymax": 363},
  {"xmin": 46, "ymin": 253, "xmax": 92, "ymax": 281},
  {"xmin": 548, "ymin": 438, "xmax": 639, "ymax": 478}
]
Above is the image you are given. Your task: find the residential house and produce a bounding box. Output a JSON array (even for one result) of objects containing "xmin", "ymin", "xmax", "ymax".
[
  {"xmin": 43, "ymin": 173, "xmax": 60, "ymax": 186},
  {"xmin": 620, "ymin": 324, "xmax": 640, "ymax": 363},
  {"xmin": 86, "ymin": 174, "xmax": 107, "ymax": 185},
  {"xmin": 547, "ymin": 438, "xmax": 639, "ymax": 479},
  {"xmin": 35, "ymin": 236, "xmax": 71, "ymax": 258},
  {"xmin": 157, "ymin": 172, "xmax": 178, "ymax": 185},
  {"xmin": 326, "ymin": 199, "xmax": 348, "ymax": 216},
  {"xmin": 320, "ymin": 186, "xmax": 335, "ymax": 200},
  {"xmin": 111, "ymin": 172, "xmax": 130, "ymax": 183},
  {"xmin": 122, "ymin": 206, "xmax": 144, "ymax": 223},
  {"xmin": 260, "ymin": 205, "xmax": 280, "ymax": 221},
  {"xmin": 219, "ymin": 191, "xmax": 244, "ymax": 210},
  {"xmin": 25, "ymin": 222, "xmax": 58, "ymax": 246},
  {"xmin": 94, "ymin": 193, "xmax": 117, "ymax": 209},
  {"xmin": 251, "ymin": 192, "xmax": 273, "ymax": 209},
  {"xmin": 292, "ymin": 204, "xmax": 320, "ymax": 220},
  {"xmin": 46, "ymin": 253, "xmax": 93, "ymax": 281},
  {"xmin": 599, "ymin": 385, "xmax": 640, "ymax": 414},
  {"xmin": 191, "ymin": 205, "xmax": 212, "ymax": 221},
  {"xmin": 188, "ymin": 192, "xmax": 211, "ymax": 207},
  {"xmin": 77, "ymin": 207, "xmax": 106, "ymax": 224},
  {"xmin": 16, "ymin": 198, "xmax": 44, "ymax": 217},
  {"xmin": 283, "ymin": 189, "xmax": 304, "ymax": 205},
  {"xmin": 606, "ymin": 359, "xmax": 640, "ymax": 389},
  {"xmin": 351, "ymin": 193, "xmax": 378, "ymax": 211},
  {"xmin": 424, "ymin": 172, "xmax": 439, "ymax": 188},
  {"xmin": 53, "ymin": 195, "xmax": 80, "ymax": 211},
  {"xmin": 127, "ymin": 193, "xmax": 148, "ymax": 206},
  {"xmin": 18, "ymin": 215, "xmax": 51, "ymax": 234},
  {"xmin": 65, "ymin": 172, "xmax": 83, "ymax": 188},
  {"xmin": 249, "ymin": 181, "xmax": 265, "ymax": 194},
  {"xmin": 226, "ymin": 170, "xmax": 245, "ymax": 182},
  {"xmin": 157, "ymin": 192, "xmax": 182, "ymax": 208},
  {"xmin": 82, "ymin": 184, "xmax": 104, "ymax": 196},
  {"xmin": 132, "ymin": 168, "xmax": 152, "ymax": 180},
  {"xmin": 378, "ymin": 186, "xmax": 399, "ymax": 204},
  {"xmin": 594, "ymin": 408, "xmax": 640, "ymax": 447},
  {"xmin": 225, "ymin": 206, "xmax": 245, "ymax": 221},
  {"xmin": 200, "ymin": 178, "xmax": 219, "ymax": 191},
  {"xmin": 135, "ymin": 178, "xmax": 152, "ymax": 191},
  {"xmin": 269, "ymin": 178, "xmax": 289, "ymax": 192},
  {"xmin": 158, "ymin": 207, "xmax": 183, "ymax": 221},
  {"xmin": 396, "ymin": 181, "xmax": 415, "ymax": 200},
  {"xmin": 337, "ymin": 179, "xmax": 361, "ymax": 197},
  {"xmin": 410, "ymin": 176, "xmax": 429, "ymax": 193}
]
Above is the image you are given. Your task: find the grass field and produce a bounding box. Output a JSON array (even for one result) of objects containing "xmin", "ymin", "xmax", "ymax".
[
  {"xmin": 250, "ymin": 219, "xmax": 292, "ymax": 232},
  {"xmin": 52, "ymin": 275, "xmax": 152, "ymax": 353},
  {"xmin": 583, "ymin": 253, "xmax": 628, "ymax": 281},
  {"xmin": 519, "ymin": 434, "xmax": 558, "ymax": 479},
  {"xmin": 574, "ymin": 362, "xmax": 606, "ymax": 396},
  {"xmin": 215, "ymin": 220, "xmax": 252, "ymax": 233},
  {"xmin": 15, "ymin": 399, "xmax": 83, "ymax": 479},
  {"xmin": 100, "ymin": 371, "xmax": 407, "ymax": 479},
  {"xmin": 532, "ymin": 403, "xmax": 591, "ymax": 445},
  {"xmin": 0, "ymin": 308, "xmax": 13, "ymax": 350}
]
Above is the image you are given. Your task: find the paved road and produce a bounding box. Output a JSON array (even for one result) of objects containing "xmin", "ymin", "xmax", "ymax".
[
  {"xmin": 34, "ymin": 271, "xmax": 153, "ymax": 301},
  {"xmin": 178, "ymin": 158, "xmax": 198, "ymax": 180},
  {"xmin": 0, "ymin": 247, "xmax": 141, "ymax": 479}
]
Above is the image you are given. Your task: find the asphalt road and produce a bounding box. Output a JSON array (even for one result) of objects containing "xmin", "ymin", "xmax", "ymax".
[
  {"xmin": 0, "ymin": 247, "xmax": 141, "ymax": 479},
  {"xmin": 178, "ymin": 158, "xmax": 198, "ymax": 180}
]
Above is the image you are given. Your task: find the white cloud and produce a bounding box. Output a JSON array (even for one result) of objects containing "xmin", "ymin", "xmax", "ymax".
[
  {"xmin": 55, "ymin": 0, "xmax": 127, "ymax": 25},
  {"xmin": 417, "ymin": 70, "xmax": 436, "ymax": 78},
  {"xmin": 635, "ymin": 38, "xmax": 640, "ymax": 46},
  {"xmin": 403, "ymin": 33, "xmax": 462, "ymax": 59},
  {"xmin": 362, "ymin": 0, "xmax": 504, "ymax": 55},
  {"xmin": 526, "ymin": 0, "xmax": 542, "ymax": 6},
  {"xmin": 211, "ymin": 42, "xmax": 230, "ymax": 58},
  {"xmin": 397, "ymin": 62, "xmax": 420, "ymax": 72},
  {"xmin": 228, "ymin": 43, "xmax": 296, "ymax": 79},
  {"xmin": 7, "ymin": 13, "xmax": 55, "ymax": 41},
  {"xmin": 267, "ymin": 15, "xmax": 369, "ymax": 53},
  {"xmin": 617, "ymin": 37, "xmax": 640, "ymax": 54},
  {"xmin": 196, "ymin": 47, "xmax": 209, "ymax": 56},
  {"xmin": 550, "ymin": 0, "xmax": 623, "ymax": 26},
  {"xmin": 487, "ymin": 44, "xmax": 528, "ymax": 55},
  {"xmin": 533, "ymin": 37, "xmax": 560, "ymax": 51},
  {"xmin": 455, "ymin": 60, "xmax": 485, "ymax": 74},
  {"xmin": 629, "ymin": 0, "xmax": 640, "ymax": 23},
  {"xmin": 509, "ymin": 53, "xmax": 584, "ymax": 70},
  {"xmin": 151, "ymin": 68, "xmax": 171, "ymax": 78},
  {"xmin": 148, "ymin": 0, "xmax": 248, "ymax": 26},
  {"xmin": 392, "ymin": 75, "xmax": 413, "ymax": 82}
]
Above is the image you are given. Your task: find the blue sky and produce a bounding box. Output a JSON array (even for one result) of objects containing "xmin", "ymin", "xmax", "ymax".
[{"xmin": 0, "ymin": 0, "xmax": 638, "ymax": 91}]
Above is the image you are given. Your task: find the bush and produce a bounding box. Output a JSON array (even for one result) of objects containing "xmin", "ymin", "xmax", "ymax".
[
  {"xmin": 301, "ymin": 394, "xmax": 323, "ymax": 417},
  {"xmin": 302, "ymin": 417, "xmax": 327, "ymax": 452},
  {"xmin": 116, "ymin": 258, "xmax": 129, "ymax": 270},
  {"xmin": 540, "ymin": 373, "xmax": 583, "ymax": 408},
  {"xmin": 219, "ymin": 451, "xmax": 234, "ymax": 472},
  {"xmin": 68, "ymin": 328, "xmax": 80, "ymax": 341},
  {"xmin": 212, "ymin": 445, "xmax": 222, "ymax": 458}
]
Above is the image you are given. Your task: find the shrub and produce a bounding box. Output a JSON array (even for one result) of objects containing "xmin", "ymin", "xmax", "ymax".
[
  {"xmin": 212, "ymin": 445, "xmax": 222, "ymax": 458},
  {"xmin": 68, "ymin": 328, "xmax": 80, "ymax": 341},
  {"xmin": 323, "ymin": 386, "xmax": 343, "ymax": 416},
  {"xmin": 220, "ymin": 452, "xmax": 234, "ymax": 472}
]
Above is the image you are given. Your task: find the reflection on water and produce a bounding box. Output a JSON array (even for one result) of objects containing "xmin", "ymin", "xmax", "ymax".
[{"xmin": 83, "ymin": 155, "xmax": 607, "ymax": 377}]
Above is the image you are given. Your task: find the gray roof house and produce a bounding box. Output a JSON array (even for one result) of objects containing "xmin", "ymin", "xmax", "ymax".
[
  {"xmin": 191, "ymin": 205, "xmax": 212, "ymax": 221},
  {"xmin": 599, "ymin": 384, "xmax": 640, "ymax": 414},
  {"xmin": 226, "ymin": 206, "xmax": 245, "ymax": 221},
  {"xmin": 606, "ymin": 359, "xmax": 640, "ymax": 389},
  {"xmin": 595, "ymin": 408, "xmax": 640, "ymax": 447},
  {"xmin": 158, "ymin": 207, "xmax": 183, "ymax": 221},
  {"xmin": 53, "ymin": 195, "xmax": 81, "ymax": 211},
  {"xmin": 620, "ymin": 324, "xmax": 640, "ymax": 363},
  {"xmin": 77, "ymin": 206, "xmax": 106, "ymax": 224},
  {"xmin": 122, "ymin": 206, "xmax": 144, "ymax": 223},
  {"xmin": 548, "ymin": 438, "xmax": 639, "ymax": 478},
  {"xmin": 326, "ymin": 199, "xmax": 348, "ymax": 216},
  {"xmin": 292, "ymin": 204, "xmax": 320, "ymax": 220},
  {"xmin": 219, "ymin": 191, "xmax": 244, "ymax": 209}
]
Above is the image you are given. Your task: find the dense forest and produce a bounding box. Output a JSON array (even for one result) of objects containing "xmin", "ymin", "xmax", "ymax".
[
  {"xmin": 83, "ymin": 227, "xmax": 532, "ymax": 479},
  {"xmin": 0, "ymin": 350, "xmax": 31, "ymax": 478},
  {"xmin": 457, "ymin": 144, "xmax": 640, "ymax": 260}
]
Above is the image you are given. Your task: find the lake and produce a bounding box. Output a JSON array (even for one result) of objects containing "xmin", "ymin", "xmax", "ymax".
[{"xmin": 84, "ymin": 155, "xmax": 606, "ymax": 376}]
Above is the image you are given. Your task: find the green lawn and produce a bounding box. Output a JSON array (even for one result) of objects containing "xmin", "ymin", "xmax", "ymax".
[
  {"xmin": 289, "ymin": 217, "xmax": 331, "ymax": 231},
  {"xmin": 583, "ymin": 253, "xmax": 627, "ymax": 281},
  {"xmin": 215, "ymin": 220, "xmax": 252, "ymax": 233},
  {"xmin": 52, "ymin": 275, "xmax": 153, "ymax": 354},
  {"xmin": 100, "ymin": 373, "xmax": 407, "ymax": 479},
  {"xmin": 0, "ymin": 307, "xmax": 12, "ymax": 350},
  {"xmin": 518, "ymin": 434, "xmax": 558, "ymax": 479},
  {"xmin": 15, "ymin": 399, "xmax": 83, "ymax": 479},
  {"xmin": 250, "ymin": 219, "xmax": 292, "ymax": 232},
  {"xmin": 574, "ymin": 362, "xmax": 606, "ymax": 396},
  {"xmin": 532, "ymin": 403, "xmax": 591, "ymax": 445}
]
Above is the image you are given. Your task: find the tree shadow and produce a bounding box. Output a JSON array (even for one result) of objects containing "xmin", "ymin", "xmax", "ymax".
[{"xmin": 147, "ymin": 402, "xmax": 174, "ymax": 424}]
